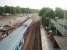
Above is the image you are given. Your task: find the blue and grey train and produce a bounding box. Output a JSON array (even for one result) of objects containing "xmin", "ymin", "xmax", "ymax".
[{"xmin": 0, "ymin": 19, "xmax": 32, "ymax": 50}]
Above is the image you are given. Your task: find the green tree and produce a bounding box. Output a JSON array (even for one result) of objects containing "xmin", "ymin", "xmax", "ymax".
[
  {"xmin": 4, "ymin": 5, "xmax": 11, "ymax": 13},
  {"xmin": 39, "ymin": 7, "xmax": 55, "ymax": 18},
  {"xmin": 39, "ymin": 7, "xmax": 55, "ymax": 26},
  {"xmin": 10, "ymin": 7, "xmax": 16, "ymax": 14},
  {"xmin": 0, "ymin": 6, "xmax": 4, "ymax": 15},
  {"xmin": 0, "ymin": 5, "xmax": 38, "ymax": 15},
  {"xmin": 15, "ymin": 6, "xmax": 21, "ymax": 13},
  {"xmin": 55, "ymin": 7, "xmax": 64, "ymax": 19}
]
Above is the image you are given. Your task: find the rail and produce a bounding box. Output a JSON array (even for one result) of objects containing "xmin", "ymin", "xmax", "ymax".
[{"xmin": 22, "ymin": 21, "xmax": 42, "ymax": 50}]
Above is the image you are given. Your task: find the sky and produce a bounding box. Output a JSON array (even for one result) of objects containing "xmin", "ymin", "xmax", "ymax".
[{"xmin": 0, "ymin": 0, "xmax": 66, "ymax": 10}]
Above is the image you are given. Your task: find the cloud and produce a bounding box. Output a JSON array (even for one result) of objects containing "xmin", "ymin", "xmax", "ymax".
[{"xmin": 0, "ymin": 0, "xmax": 65, "ymax": 9}]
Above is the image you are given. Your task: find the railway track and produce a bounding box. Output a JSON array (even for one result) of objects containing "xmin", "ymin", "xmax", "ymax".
[
  {"xmin": 22, "ymin": 20, "xmax": 60, "ymax": 50},
  {"xmin": 22, "ymin": 20, "xmax": 42, "ymax": 50}
]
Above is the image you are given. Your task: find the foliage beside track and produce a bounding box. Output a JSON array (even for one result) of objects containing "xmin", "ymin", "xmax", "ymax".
[
  {"xmin": 39, "ymin": 7, "xmax": 64, "ymax": 26},
  {"xmin": 0, "ymin": 5, "xmax": 39, "ymax": 15}
]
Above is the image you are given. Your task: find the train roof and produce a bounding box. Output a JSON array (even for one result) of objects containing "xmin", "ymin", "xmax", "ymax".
[
  {"xmin": 0, "ymin": 19, "xmax": 32, "ymax": 50},
  {"xmin": 0, "ymin": 26, "xmax": 26, "ymax": 50}
]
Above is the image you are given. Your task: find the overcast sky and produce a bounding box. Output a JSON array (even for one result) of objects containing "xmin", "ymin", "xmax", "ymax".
[{"xmin": 0, "ymin": 0, "xmax": 66, "ymax": 10}]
